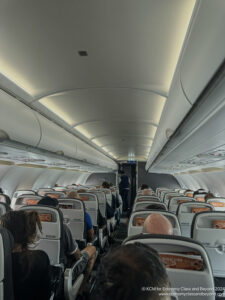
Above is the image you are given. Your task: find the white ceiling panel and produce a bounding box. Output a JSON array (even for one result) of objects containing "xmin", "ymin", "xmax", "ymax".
[
  {"xmin": 0, "ymin": 0, "xmax": 196, "ymax": 161},
  {"xmin": 39, "ymin": 89, "xmax": 166, "ymax": 126}
]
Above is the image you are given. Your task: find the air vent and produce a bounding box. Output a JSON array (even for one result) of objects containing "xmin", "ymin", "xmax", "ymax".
[{"xmin": 78, "ymin": 51, "xmax": 88, "ymax": 57}]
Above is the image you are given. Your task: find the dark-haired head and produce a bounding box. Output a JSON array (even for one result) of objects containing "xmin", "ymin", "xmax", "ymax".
[
  {"xmin": 38, "ymin": 196, "xmax": 59, "ymax": 208},
  {"xmin": 141, "ymin": 184, "xmax": 149, "ymax": 190},
  {"xmin": 0, "ymin": 210, "xmax": 42, "ymax": 251},
  {"xmin": 102, "ymin": 181, "xmax": 110, "ymax": 189},
  {"xmin": 94, "ymin": 243, "xmax": 170, "ymax": 300},
  {"xmin": 146, "ymin": 204, "xmax": 166, "ymax": 211}
]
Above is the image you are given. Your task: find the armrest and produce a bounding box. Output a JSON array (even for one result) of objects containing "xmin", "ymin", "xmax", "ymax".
[{"xmin": 64, "ymin": 258, "xmax": 87, "ymax": 300}]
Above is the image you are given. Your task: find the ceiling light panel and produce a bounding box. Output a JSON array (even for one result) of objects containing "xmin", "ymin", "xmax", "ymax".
[{"xmin": 0, "ymin": 0, "xmax": 195, "ymax": 162}]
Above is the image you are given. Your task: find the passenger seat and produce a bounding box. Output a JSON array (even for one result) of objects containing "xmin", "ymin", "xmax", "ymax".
[
  {"xmin": 128, "ymin": 210, "xmax": 181, "ymax": 237},
  {"xmin": 123, "ymin": 234, "xmax": 215, "ymax": 300},
  {"xmin": 0, "ymin": 227, "xmax": 14, "ymax": 300}
]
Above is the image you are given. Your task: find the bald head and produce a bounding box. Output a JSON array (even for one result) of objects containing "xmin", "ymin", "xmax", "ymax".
[
  {"xmin": 142, "ymin": 189, "xmax": 152, "ymax": 196},
  {"xmin": 143, "ymin": 213, "xmax": 173, "ymax": 235}
]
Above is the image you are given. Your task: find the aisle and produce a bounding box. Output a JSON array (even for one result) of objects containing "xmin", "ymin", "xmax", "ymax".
[{"xmin": 112, "ymin": 218, "xmax": 128, "ymax": 245}]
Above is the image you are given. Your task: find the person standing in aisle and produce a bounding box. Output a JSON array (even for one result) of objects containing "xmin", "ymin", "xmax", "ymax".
[{"xmin": 119, "ymin": 170, "xmax": 130, "ymax": 213}]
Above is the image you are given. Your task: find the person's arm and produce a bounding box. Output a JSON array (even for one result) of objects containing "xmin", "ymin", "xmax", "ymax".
[
  {"xmin": 63, "ymin": 224, "xmax": 80, "ymax": 261},
  {"xmin": 85, "ymin": 212, "xmax": 94, "ymax": 242}
]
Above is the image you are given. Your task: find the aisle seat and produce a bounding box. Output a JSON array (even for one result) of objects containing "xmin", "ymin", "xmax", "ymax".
[
  {"xmin": 135, "ymin": 195, "xmax": 160, "ymax": 203},
  {"xmin": 44, "ymin": 191, "xmax": 66, "ymax": 199},
  {"xmin": 128, "ymin": 210, "xmax": 181, "ymax": 237},
  {"xmin": 58, "ymin": 199, "xmax": 86, "ymax": 244},
  {"xmin": 123, "ymin": 234, "xmax": 214, "ymax": 300},
  {"xmin": 133, "ymin": 201, "xmax": 167, "ymax": 212}
]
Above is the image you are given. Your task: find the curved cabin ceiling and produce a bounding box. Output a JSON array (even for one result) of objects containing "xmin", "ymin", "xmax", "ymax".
[{"xmin": 0, "ymin": 0, "xmax": 196, "ymax": 161}]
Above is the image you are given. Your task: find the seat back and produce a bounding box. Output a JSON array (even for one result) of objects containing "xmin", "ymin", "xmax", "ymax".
[
  {"xmin": 78, "ymin": 193, "xmax": 98, "ymax": 226},
  {"xmin": 0, "ymin": 203, "xmax": 10, "ymax": 217},
  {"xmin": 128, "ymin": 210, "xmax": 181, "ymax": 237},
  {"xmin": 156, "ymin": 187, "xmax": 169, "ymax": 197},
  {"xmin": 11, "ymin": 190, "xmax": 36, "ymax": 207},
  {"xmin": 20, "ymin": 205, "xmax": 63, "ymax": 266},
  {"xmin": 177, "ymin": 202, "xmax": 214, "ymax": 237},
  {"xmin": 37, "ymin": 188, "xmax": 54, "ymax": 196},
  {"xmin": 14, "ymin": 195, "xmax": 42, "ymax": 210},
  {"xmin": 185, "ymin": 191, "xmax": 194, "ymax": 198},
  {"xmin": 0, "ymin": 227, "xmax": 14, "ymax": 300},
  {"xmin": 168, "ymin": 197, "xmax": 196, "ymax": 214},
  {"xmin": 160, "ymin": 189, "xmax": 175, "ymax": 202},
  {"xmin": 133, "ymin": 201, "xmax": 167, "ymax": 212},
  {"xmin": 44, "ymin": 191, "xmax": 66, "ymax": 199},
  {"xmin": 194, "ymin": 194, "xmax": 207, "ymax": 203},
  {"xmin": 89, "ymin": 190, "xmax": 107, "ymax": 219},
  {"xmin": 58, "ymin": 199, "xmax": 85, "ymax": 242},
  {"xmin": 123, "ymin": 234, "xmax": 214, "ymax": 300},
  {"xmin": 207, "ymin": 198, "xmax": 225, "ymax": 211},
  {"xmin": 191, "ymin": 211, "xmax": 225, "ymax": 277},
  {"xmin": 163, "ymin": 193, "xmax": 180, "ymax": 206},
  {"xmin": 135, "ymin": 195, "xmax": 160, "ymax": 203}
]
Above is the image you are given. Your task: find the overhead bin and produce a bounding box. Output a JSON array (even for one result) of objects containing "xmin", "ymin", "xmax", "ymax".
[
  {"xmin": 36, "ymin": 114, "xmax": 77, "ymax": 158},
  {"xmin": 0, "ymin": 89, "xmax": 117, "ymax": 170},
  {"xmin": 0, "ymin": 90, "xmax": 41, "ymax": 146},
  {"xmin": 180, "ymin": 0, "xmax": 225, "ymax": 104},
  {"xmin": 146, "ymin": 0, "xmax": 225, "ymax": 171}
]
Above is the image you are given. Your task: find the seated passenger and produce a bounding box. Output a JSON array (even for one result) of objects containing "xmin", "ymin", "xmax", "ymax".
[
  {"xmin": 93, "ymin": 243, "xmax": 171, "ymax": 300},
  {"xmin": 67, "ymin": 190, "xmax": 95, "ymax": 242},
  {"xmin": 0, "ymin": 210, "xmax": 51, "ymax": 300},
  {"xmin": 142, "ymin": 188, "xmax": 152, "ymax": 196},
  {"xmin": 143, "ymin": 213, "xmax": 173, "ymax": 235},
  {"xmin": 38, "ymin": 196, "xmax": 96, "ymax": 263},
  {"xmin": 146, "ymin": 204, "xmax": 166, "ymax": 211},
  {"xmin": 141, "ymin": 183, "xmax": 149, "ymax": 190}
]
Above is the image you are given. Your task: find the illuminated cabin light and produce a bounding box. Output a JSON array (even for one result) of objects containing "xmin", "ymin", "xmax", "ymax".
[
  {"xmin": 92, "ymin": 139, "xmax": 103, "ymax": 147},
  {"xmin": 74, "ymin": 125, "xmax": 92, "ymax": 139}
]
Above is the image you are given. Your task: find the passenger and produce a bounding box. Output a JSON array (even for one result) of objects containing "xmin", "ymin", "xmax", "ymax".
[
  {"xmin": 146, "ymin": 204, "xmax": 166, "ymax": 211},
  {"xmin": 143, "ymin": 213, "xmax": 173, "ymax": 235},
  {"xmin": 38, "ymin": 197, "xmax": 96, "ymax": 275},
  {"xmin": 101, "ymin": 181, "xmax": 110, "ymax": 189},
  {"xmin": 77, "ymin": 188, "xmax": 87, "ymax": 193},
  {"xmin": 142, "ymin": 188, "xmax": 153, "ymax": 196},
  {"xmin": 0, "ymin": 210, "xmax": 51, "ymax": 300},
  {"xmin": 141, "ymin": 183, "xmax": 149, "ymax": 190},
  {"xmin": 0, "ymin": 187, "xmax": 3, "ymax": 193},
  {"xmin": 67, "ymin": 190, "xmax": 95, "ymax": 242},
  {"xmin": 205, "ymin": 192, "xmax": 215, "ymax": 201},
  {"xmin": 93, "ymin": 243, "xmax": 171, "ymax": 300},
  {"xmin": 119, "ymin": 171, "xmax": 130, "ymax": 213}
]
